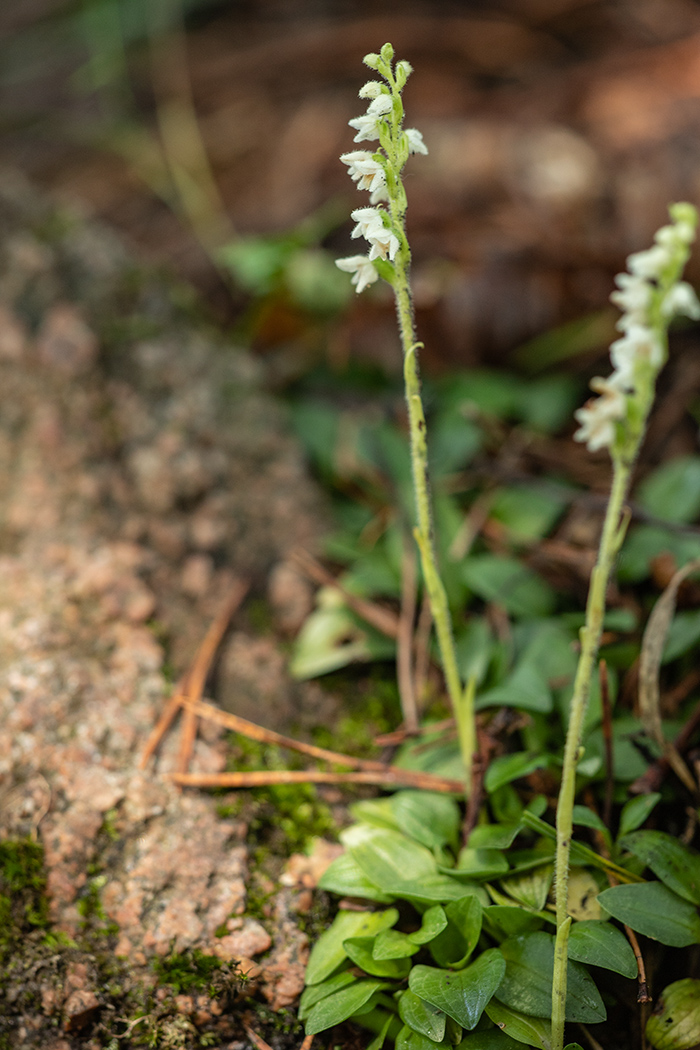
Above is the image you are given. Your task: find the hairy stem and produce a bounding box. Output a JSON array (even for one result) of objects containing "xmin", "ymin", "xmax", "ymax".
[
  {"xmin": 551, "ymin": 457, "xmax": 631, "ymax": 1049},
  {"xmin": 391, "ymin": 247, "xmax": 469, "ymax": 792}
]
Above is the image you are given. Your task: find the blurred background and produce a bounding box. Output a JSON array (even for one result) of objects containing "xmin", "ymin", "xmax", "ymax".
[{"xmin": 3, "ymin": 0, "xmax": 700, "ymax": 380}]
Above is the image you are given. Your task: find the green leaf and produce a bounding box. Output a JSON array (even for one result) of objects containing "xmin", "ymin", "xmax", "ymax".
[
  {"xmin": 567, "ymin": 920, "xmax": 638, "ymax": 978},
  {"xmin": 490, "ymin": 485, "xmax": 569, "ymax": 543},
  {"xmin": 617, "ymin": 793, "xmax": 662, "ymax": 838},
  {"xmin": 496, "ymin": 932, "xmax": 606, "ymax": 1023},
  {"xmin": 409, "ymin": 950, "xmax": 506, "ymax": 1031},
  {"xmin": 373, "ymin": 928, "xmax": 420, "ymax": 960},
  {"xmin": 462, "ymin": 555, "xmax": 555, "ymax": 619},
  {"xmin": 399, "ymin": 990, "xmax": 447, "ymax": 1043},
  {"xmin": 430, "ymin": 897, "xmax": 483, "ymax": 968},
  {"xmin": 618, "ymin": 524, "xmax": 700, "ymax": 583},
  {"xmin": 453, "ymin": 848, "xmax": 509, "ymax": 881},
  {"xmin": 390, "ymin": 791, "xmax": 461, "ymax": 852},
  {"xmin": 484, "ymin": 1000, "xmax": 552, "ymax": 1050},
  {"xmin": 619, "ymin": 831, "xmax": 700, "ymax": 906},
  {"xmin": 637, "ymin": 455, "xmax": 700, "ymax": 524},
  {"xmin": 408, "ymin": 906, "xmax": 449, "ymax": 945},
  {"xmin": 290, "ymin": 594, "xmax": 394, "ymax": 678},
  {"xmin": 483, "ymin": 905, "xmax": 544, "ymax": 939},
  {"xmin": 343, "ymin": 824, "xmax": 437, "ymax": 887},
  {"xmin": 344, "ymin": 937, "xmax": 412, "ymax": 979},
  {"xmin": 304, "ymin": 979, "xmax": 393, "ymax": 1035},
  {"xmin": 318, "ymin": 852, "xmax": 394, "ymax": 903},
  {"xmin": 305, "ymin": 908, "xmax": 399, "ymax": 985},
  {"xmin": 468, "ymin": 823, "xmax": 522, "ymax": 850},
  {"xmin": 477, "ymin": 663, "xmax": 553, "ymax": 714},
  {"xmin": 571, "ymin": 805, "xmax": 608, "ymax": 836},
  {"xmin": 662, "ymin": 609, "xmax": 700, "ymax": 663},
  {"xmin": 455, "ymin": 618, "xmax": 495, "ymax": 687},
  {"xmin": 299, "ymin": 971, "xmax": 357, "ymax": 1020},
  {"xmin": 597, "ymin": 883, "xmax": 700, "ymax": 946},
  {"xmin": 367, "ymin": 1013, "xmax": 395, "ymax": 1050},
  {"xmin": 485, "ymin": 753, "xmax": 548, "ymax": 794},
  {"xmin": 458, "ymin": 1026, "xmax": 525, "ymax": 1049},
  {"xmin": 390, "ymin": 875, "xmax": 488, "ymax": 907},
  {"xmin": 395, "ymin": 1025, "xmax": 449, "ymax": 1050},
  {"xmin": 498, "ymin": 864, "xmax": 553, "ymax": 912},
  {"xmin": 646, "ymin": 979, "xmax": 700, "ymax": 1050}
]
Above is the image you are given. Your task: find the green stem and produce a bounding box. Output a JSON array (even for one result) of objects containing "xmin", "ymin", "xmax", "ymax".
[
  {"xmin": 551, "ymin": 456, "xmax": 631, "ymax": 1049},
  {"xmin": 392, "ymin": 248, "xmax": 469, "ymax": 792}
]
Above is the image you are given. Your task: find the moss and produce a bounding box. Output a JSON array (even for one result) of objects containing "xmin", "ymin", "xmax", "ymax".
[
  {"xmin": 224, "ymin": 738, "xmax": 336, "ymax": 861},
  {"xmin": 0, "ymin": 839, "xmax": 50, "ymax": 951},
  {"xmin": 152, "ymin": 947, "xmax": 225, "ymax": 996}
]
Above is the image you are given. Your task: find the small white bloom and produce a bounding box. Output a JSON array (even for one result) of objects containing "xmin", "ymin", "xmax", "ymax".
[
  {"xmin": 574, "ymin": 377, "xmax": 627, "ymax": 452},
  {"xmin": 661, "ymin": 280, "xmax": 700, "ymax": 320},
  {"xmin": 367, "ymin": 94, "xmax": 392, "ymax": 116},
  {"xmin": 656, "ymin": 220, "xmax": 695, "ymax": 246},
  {"xmin": 405, "ymin": 128, "xmax": 428, "ymax": 155},
  {"xmin": 350, "ymin": 206, "xmax": 386, "ymax": 241},
  {"xmin": 627, "ymin": 244, "xmax": 671, "ymax": 279},
  {"xmin": 610, "ymin": 271, "xmax": 652, "ymax": 320},
  {"xmin": 611, "ymin": 323, "xmax": 663, "ymax": 371},
  {"xmin": 348, "ymin": 112, "xmax": 382, "ymax": 143},
  {"xmin": 369, "ymin": 184, "xmax": 390, "ymax": 204},
  {"xmin": 335, "ymin": 254, "xmax": 379, "ymax": 293},
  {"xmin": 359, "ymin": 81, "xmax": 383, "ymax": 99},
  {"xmin": 367, "ymin": 227, "xmax": 400, "ymax": 262},
  {"xmin": 340, "ymin": 151, "xmax": 386, "ymax": 194}
]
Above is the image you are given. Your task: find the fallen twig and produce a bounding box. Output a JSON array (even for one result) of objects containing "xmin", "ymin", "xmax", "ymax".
[
  {"xmin": 139, "ymin": 578, "xmax": 250, "ymax": 769},
  {"xmin": 168, "ymin": 767, "xmax": 464, "ymax": 792},
  {"xmin": 181, "ymin": 696, "xmax": 386, "ymax": 772}
]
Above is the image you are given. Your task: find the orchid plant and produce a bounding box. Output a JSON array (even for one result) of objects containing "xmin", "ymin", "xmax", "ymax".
[
  {"xmin": 336, "ymin": 42, "xmax": 474, "ymax": 790},
  {"xmin": 301, "ymin": 40, "xmax": 700, "ymax": 1050}
]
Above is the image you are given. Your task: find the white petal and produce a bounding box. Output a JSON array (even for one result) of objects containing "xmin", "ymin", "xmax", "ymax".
[{"xmin": 405, "ymin": 128, "xmax": 428, "ymax": 155}]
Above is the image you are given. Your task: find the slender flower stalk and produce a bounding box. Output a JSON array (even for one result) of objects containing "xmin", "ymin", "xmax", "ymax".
[
  {"xmin": 335, "ymin": 43, "xmax": 473, "ymax": 789},
  {"xmin": 551, "ymin": 204, "xmax": 699, "ymax": 1050}
]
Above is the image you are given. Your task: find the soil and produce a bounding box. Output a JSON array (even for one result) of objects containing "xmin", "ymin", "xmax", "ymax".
[{"xmin": 0, "ymin": 169, "xmax": 340, "ymax": 1049}]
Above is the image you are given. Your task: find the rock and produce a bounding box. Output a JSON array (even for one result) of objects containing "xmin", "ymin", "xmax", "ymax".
[{"xmin": 0, "ymin": 172, "xmax": 329, "ymax": 1047}]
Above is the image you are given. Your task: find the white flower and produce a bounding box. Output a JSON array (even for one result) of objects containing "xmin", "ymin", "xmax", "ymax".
[
  {"xmin": 349, "ymin": 207, "xmax": 399, "ymax": 261},
  {"xmin": 405, "ymin": 128, "xmax": 428, "ymax": 155},
  {"xmin": 359, "ymin": 81, "xmax": 383, "ymax": 99},
  {"xmin": 348, "ymin": 95, "xmax": 393, "ymax": 143},
  {"xmin": 610, "ymin": 272, "xmax": 652, "ymax": 321},
  {"xmin": 367, "ymin": 227, "xmax": 400, "ymax": 261},
  {"xmin": 369, "ymin": 183, "xmax": 390, "ymax": 205},
  {"xmin": 350, "ymin": 206, "xmax": 385, "ymax": 240},
  {"xmin": 656, "ymin": 220, "xmax": 695, "ymax": 246},
  {"xmin": 335, "ymin": 254, "xmax": 379, "ymax": 293},
  {"xmin": 340, "ymin": 151, "xmax": 386, "ymax": 194},
  {"xmin": 627, "ymin": 244, "xmax": 672, "ymax": 279},
  {"xmin": 367, "ymin": 94, "xmax": 392, "ymax": 116},
  {"xmin": 348, "ymin": 113, "xmax": 382, "ymax": 143},
  {"xmin": 574, "ymin": 377, "xmax": 627, "ymax": 451},
  {"xmin": 611, "ymin": 323, "xmax": 663, "ymax": 371},
  {"xmin": 661, "ymin": 281, "xmax": 700, "ymax": 319}
]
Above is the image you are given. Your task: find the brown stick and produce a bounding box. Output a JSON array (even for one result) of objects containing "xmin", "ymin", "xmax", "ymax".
[
  {"xmin": 245, "ymin": 1028, "xmax": 274, "ymax": 1050},
  {"xmin": 168, "ymin": 768, "xmax": 465, "ymax": 792},
  {"xmin": 181, "ymin": 696, "xmax": 387, "ymax": 772},
  {"xmin": 291, "ymin": 548, "xmax": 399, "ymax": 638},
  {"xmin": 139, "ymin": 578, "xmax": 250, "ymax": 769}
]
